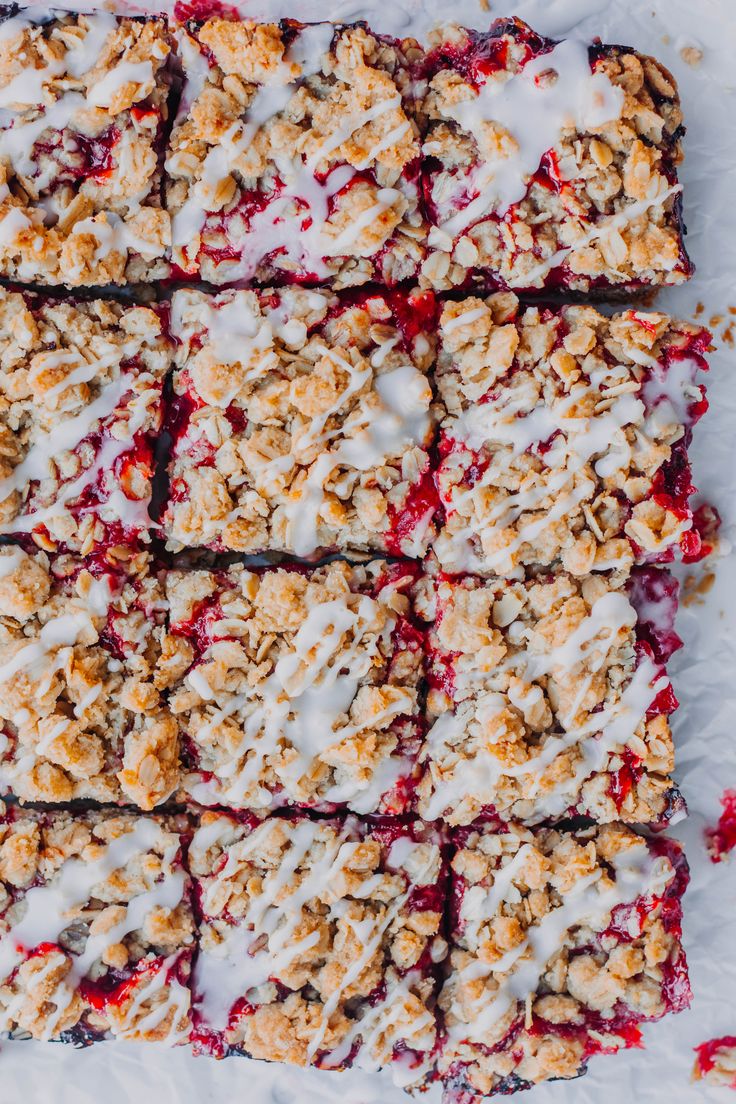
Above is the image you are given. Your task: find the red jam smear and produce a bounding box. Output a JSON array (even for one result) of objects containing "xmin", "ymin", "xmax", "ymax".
[
  {"xmin": 385, "ymin": 467, "xmax": 440, "ymax": 557},
  {"xmin": 608, "ymin": 746, "xmax": 644, "ymax": 812},
  {"xmin": 694, "ymin": 1036, "xmax": 736, "ymax": 1085},
  {"xmin": 174, "ymin": 0, "xmax": 240, "ymax": 20},
  {"xmin": 706, "ymin": 789, "xmax": 736, "ymax": 863}
]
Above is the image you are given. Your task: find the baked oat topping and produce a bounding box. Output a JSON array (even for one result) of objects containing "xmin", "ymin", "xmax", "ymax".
[
  {"xmin": 440, "ymin": 821, "xmax": 689, "ymax": 1099},
  {"xmin": 164, "ymin": 559, "xmax": 424, "ymax": 814},
  {"xmin": 0, "ymin": 289, "xmax": 172, "ymax": 555},
  {"xmin": 163, "ymin": 286, "xmax": 440, "ymax": 557},
  {"xmin": 0, "ymin": 806, "xmax": 193, "ymax": 1044},
  {"xmin": 0, "ymin": 545, "xmax": 178, "ymax": 809},
  {"xmin": 189, "ymin": 810, "xmax": 445, "ymax": 1084},
  {"xmin": 418, "ymin": 563, "xmax": 682, "ymax": 827},
  {"xmin": 166, "ymin": 18, "xmax": 425, "ymax": 287},
  {"xmin": 419, "ymin": 18, "xmax": 691, "ymax": 293},
  {"xmin": 0, "ymin": 9, "xmax": 172, "ymax": 286},
  {"xmin": 434, "ymin": 294, "xmax": 709, "ymax": 578}
]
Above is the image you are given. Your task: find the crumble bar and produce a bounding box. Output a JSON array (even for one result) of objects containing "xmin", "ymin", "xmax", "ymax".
[
  {"xmin": 434, "ymin": 294, "xmax": 709, "ymax": 578},
  {"xmin": 0, "ymin": 545, "xmax": 179, "ymax": 809},
  {"xmin": 0, "ymin": 806, "xmax": 193, "ymax": 1044},
  {"xmin": 165, "ymin": 559, "xmax": 425, "ymax": 814},
  {"xmin": 166, "ymin": 18, "xmax": 425, "ymax": 287},
  {"xmin": 189, "ymin": 809, "xmax": 446, "ymax": 1085},
  {"xmin": 440, "ymin": 821, "xmax": 689, "ymax": 1100},
  {"xmin": 163, "ymin": 286, "xmax": 440, "ymax": 558},
  {"xmin": 0, "ymin": 289, "xmax": 172, "ymax": 555},
  {"xmin": 419, "ymin": 18, "xmax": 691, "ymax": 293},
  {"xmin": 418, "ymin": 563, "xmax": 683, "ymax": 826},
  {"xmin": 0, "ymin": 8, "xmax": 172, "ymax": 286}
]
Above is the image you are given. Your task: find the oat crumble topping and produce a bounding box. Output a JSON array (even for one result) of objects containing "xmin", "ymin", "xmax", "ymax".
[
  {"xmin": 0, "ymin": 10, "xmax": 172, "ymax": 286},
  {"xmin": 0, "ymin": 289, "xmax": 172, "ymax": 555},
  {"xmin": 0, "ymin": 545, "xmax": 178, "ymax": 809},
  {"xmin": 0, "ymin": 806, "xmax": 193, "ymax": 1043}
]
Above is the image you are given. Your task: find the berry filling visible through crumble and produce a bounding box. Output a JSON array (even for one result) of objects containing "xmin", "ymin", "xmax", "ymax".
[
  {"xmin": 163, "ymin": 286, "xmax": 440, "ymax": 558},
  {"xmin": 188, "ymin": 810, "xmax": 446, "ymax": 1086},
  {"xmin": 419, "ymin": 18, "xmax": 691, "ymax": 294},
  {"xmin": 433, "ymin": 294, "xmax": 709, "ymax": 578},
  {"xmin": 439, "ymin": 822, "xmax": 689, "ymax": 1101},
  {"xmin": 0, "ymin": 10, "xmax": 172, "ymax": 286},
  {"xmin": 418, "ymin": 561, "xmax": 683, "ymax": 827},
  {"xmin": 0, "ymin": 290, "xmax": 172, "ymax": 556},
  {"xmin": 0, "ymin": 545, "xmax": 179, "ymax": 809},
  {"xmin": 0, "ymin": 808, "xmax": 194, "ymax": 1044},
  {"xmin": 164, "ymin": 559, "xmax": 425, "ymax": 815},
  {"xmin": 166, "ymin": 18, "xmax": 426, "ymax": 287}
]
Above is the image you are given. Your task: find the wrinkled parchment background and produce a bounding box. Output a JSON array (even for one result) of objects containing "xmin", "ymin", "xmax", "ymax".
[{"xmin": 4, "ymin": 0, "xmax": 736, "ymax": 1100}]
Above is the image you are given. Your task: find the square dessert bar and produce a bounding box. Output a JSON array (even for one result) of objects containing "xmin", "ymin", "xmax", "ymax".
[
  {"xmin": 0, "ymin": 545, "xmax": 179, "ymax": 809},
  {"xmin": 166, "ymin": 18, "xmax": 425, "ymax": 286},
  {"xmin": 0, "ymin": 8, "xmax": 173, "ymax": 286},
  {"xmin": 434, "ymin": 295, "xmax": 709, "ymax": 578},
  {"xmin": 440, "ymin": 821, "xmax": 690, "ymax": 1100},
  {"xmin": 419, "ymin": 18, "xmax": 691, "ymax": 294},
  {"xmin": 188, "ymin": 810, "xmax": 446, "ymax": 1084},
  {"xmin": 165, "ymin": 558, "xmax": 425, "ymax": 815},
  {"xmin": 0, "ymin": 807, "xmax": 194, "ymax": 1044},
  {"xmin": 163, "ymin": 286, "xmax": 440, "ymax": 558},
  {"xmin": 418, "ymin": 564, "xmax": 683, "ymax": 826},
  {"xmin": 0, "ymin": 290, "xmax": 172, "ymax": 555}
]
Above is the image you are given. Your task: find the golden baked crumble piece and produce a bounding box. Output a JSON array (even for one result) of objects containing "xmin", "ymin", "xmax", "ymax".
[
  {"xmin": 0, "ymin": 807, "xmax": 193, "ymax": 1043},
  {"xmin": 0, "ymin": 9, "xmax": 172, "ymax": 286},
  {"xmin": 188, "ymin": 809, "xmax": 446, "ymax": 1084},
  {"xmin": 419, "ymin": 18, "xmax": 691, "ymax": 294},
  {"xmin": 164, "ymin": 558, "xmax": 425, "ymax": 814},
  {"xmin": 163, "ymin": 286, "xmax": 440, "ymax": 558},
  {"xmin": 166, "ymin": 18, "xmax": 425, "ymax": 287},
  {"xmin": 0, "ymin": 289, "xmax": 172, "ymax": 555},
  {"xmin": 440, "ymin": 821, "xmax": 689, "ymax": 1100},
  {"xmin": 0, "ymin": 545, "xmax": 179, "ymax": 809},
  {"xmin": 434, "ymin": 293, "xmax": 710, "ymax": 578}
]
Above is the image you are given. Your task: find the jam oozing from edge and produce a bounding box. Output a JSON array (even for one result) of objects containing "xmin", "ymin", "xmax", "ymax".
[
  {"xmin": 385, "ymin": 466, "xmax": 440, "ymax": 557},
  {"xmin": 706, "ymin": 789, "xmax": 736, "ymax": 863}
]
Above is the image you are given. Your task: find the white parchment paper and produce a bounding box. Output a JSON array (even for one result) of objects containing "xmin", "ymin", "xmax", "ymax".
[{"xmin": 3, "ymin": 0, "xmax": 736, "ymax": 1101}]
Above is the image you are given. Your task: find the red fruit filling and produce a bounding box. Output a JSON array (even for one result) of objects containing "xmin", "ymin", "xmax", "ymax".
[
  {"xmin": 385, "ymin": 466, "xmax": 440, "ymax": 556},
  {"xmin": 174, "ymin": 0, "xmax": 240, "ymax": 21}
]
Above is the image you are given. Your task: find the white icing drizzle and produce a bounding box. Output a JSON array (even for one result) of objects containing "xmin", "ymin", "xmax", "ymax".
[
  {"xmin": 172, "ymin": 23, "xmax": 411, "ymax": 277},
  {"xmin": 431, "ymin": 38, "xmax": 624, "ymax": 240},
  {"xmin": 0, "ymin": 369, "xmax": 156, "ymax": 536},
  {"xmin": 0, "ymin": 574, "xmax": 113, "ymax": 686},
  {"xmin": 172, "ymin": 293, "xmax": 432, "ymax": 557},
  {"xmin": 184, "ymin": 588, "xmax": 413, "ymax": 810},
  {"xmin": 438, "ymin": 313, "xmax": 695, "ymax": 574},
  {"xmin": 424, "ymin": 586, "xmax": 666, "ymax": 820},
  {"xmin": 0, "ymin": 819, "xmax": 188, "ymax": 1043},
  {"xmin": 88, "ymin": 60, "xmax": 154, "ymax": 109},
  {"xmin": 452, "ymin": 838, "xmax": 673, "ymax": 1041},
  {"xmin": 193, "ymin": 816, "xmax": 438, "ymax": 1082}
]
